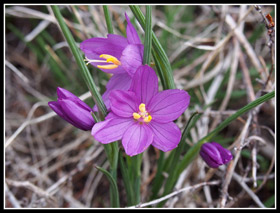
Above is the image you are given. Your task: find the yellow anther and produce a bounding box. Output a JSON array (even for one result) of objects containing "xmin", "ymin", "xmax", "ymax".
[
  {"xmin": 143, "ymin": 115, "xmax": 152, "ymax": 123},
  {"xmin": 84, "ymin": 54, "xmax": 121, "ymax": 70},
  {"xmin": 133, "ymin": 113, "xmax": 141, "ymax": 120},
  {"xmin": 100, "ymin": 54, "xmax": 121, "ymax": 65},
  {"xmin": 97, "ymin": 64, "xmax": 119, "ymax": 69},
  {"xmin": 139, "ymin": 103, "xmax": 146, "ymax": 113}
]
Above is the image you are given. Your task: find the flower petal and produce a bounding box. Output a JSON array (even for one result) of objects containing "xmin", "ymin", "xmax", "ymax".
[
  {"xmin": 125, "ymin": 13, "xmax": 142, "ymax": 45},
  {"xmin": 149, "ymin": 121, "xmax": 181, "ymax": 152},
  {"xmin": 58, "ymin": 99, "xmax": 94, "ymax": 130},
  {"xmin": 129, "ymin": 65, "xmax": 158, "ymax": 106},
  {"xmin": 211, "ymin": 142, "xmax": 233, "ymax": 164},
  {"xmin": 120, "ymin": 44, "xmax": 144, "ymax": 77},
  {"xmin": 80, "ymin": 34, "xmax": 128, "ymax": 58},
  {"xmin": 92, "ymin": 73, "xmax": 132, "ymax": 112},
  {"xmin": 80, "ymin": 35, "xmax": 127, "ymax": 74},
  {"xmin": 48, "ymin": 101, "xmax": 78, "ymax": 127},
  {"xmin": 122, "ymin": 123, "xmax": 153, "ymax": 156},
  {"xmin": 57, "ymin": 87, "xmax": 92, "ymax": 112},
  {"xmin": 199, "ymin": 143, "xmax": 224, "ymax": 168},
  {"xmin": 110, "ymin": 90, "xmax": 138, "ymax": 117},
  {"xmin": 91, "ymin": 115, "xmax": 133, "ymax": 144},
  {"xmin": 149, "ymin": 89, "xmax": 190, "ymax": 123}
]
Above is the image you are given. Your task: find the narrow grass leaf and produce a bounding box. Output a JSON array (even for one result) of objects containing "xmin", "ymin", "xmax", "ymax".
[
  {"xmin": 95, "ymin": 165, "xmax": 120, "ymax": 207},
  {"xmin": 51, "ymin": 5, "xmax": 107, "ymax": 118},
  {"xmin": 143, "ymin": 6, "xmax": 152, "ymax": 65},
  {"xmin": 103, "ymin": 6, "xmax": 114, "ymax": 34},
  {"xmin": 159, "ymin": 91, "xmax": 275, "ymax": 206},
  {"xmin": 129, "ymin": 5, "xmax": 176, "ymax": 90}
]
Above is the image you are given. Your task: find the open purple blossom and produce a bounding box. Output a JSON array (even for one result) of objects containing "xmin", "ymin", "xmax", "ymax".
[
  {"xmin": 91, "ymin": 65, "xmax": 191, "ymax": 156},
  {"xmin": 48, "ymin": 87, "xmax": 95, "ymax": 131},
  {"xmin": 80, "ymin": 13, "xmax": 144, "ymax": 111},
  {"xmin": 199, "ymin": 142, "xmax": 233, "ymax": 168}
]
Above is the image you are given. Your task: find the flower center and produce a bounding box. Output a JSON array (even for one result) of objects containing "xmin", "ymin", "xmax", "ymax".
[
  {"xmin": 133, "ymin": 103, "xmax": 152, "ymax": 124},
  {"xmin": 84, "ymin": 54, "xmax": 121, "ymax": 69}
]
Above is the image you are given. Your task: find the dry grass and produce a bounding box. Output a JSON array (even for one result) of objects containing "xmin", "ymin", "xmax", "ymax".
[{"xmin": 5, "ymin": 5, "xmax": 275, "ymax": 208}]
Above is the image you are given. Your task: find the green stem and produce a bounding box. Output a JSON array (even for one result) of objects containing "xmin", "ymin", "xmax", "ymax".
[
  {"xmin": 95, "ymin": 165, "xmax": 120, "ymax": 207},
  {"xmin": 143, "ymin": 6, "xmax": 152, "ymax": 65},
  {"xmin": 103, "ymin": 6, "xmax": 114, "ymax": 34},
  {"xmin": 51, "ymin": 6, "xmax": 107, "ymax": 118},
  {"xmin": 129, "ymin": 5, "xmax": 176, "ymax": 90}
]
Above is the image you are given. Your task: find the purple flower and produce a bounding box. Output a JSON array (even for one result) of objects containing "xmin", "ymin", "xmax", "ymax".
[
  {"xmin": 91, "ymin": 65, "xmax": 191, "ymax": 156},
  {"xmin": 80, "ymin": 13, "xmax": 143, "ymax": 77},
  {"xmin": 48, "ymin": 87, "xmax": 95, "ymax": 131},
  {"xmin": 199, "ymin": 142, "xmax": 233, "ymax": 168},
  {"xmin": 80, "ymin": 13, "xmax": 144, "ymax": 111}
]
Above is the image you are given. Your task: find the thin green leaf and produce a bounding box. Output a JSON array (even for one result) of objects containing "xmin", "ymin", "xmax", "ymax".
[
  {"xmin": 129, "ymin": 5, "xmax": 176, "ymax": 90},
  {"xmin": 159, "ymin": 91, "xmax": 275, "ymax": 206},
  {"xmin": 119, "ymin": 153, "xmax": 135, "ymax": 206},
  {"xmin": 51, "ymin": 5, "xmax": 107, "ymax": 118},
  {"xmin": 143, "ymin": 6, "xmax": 152, "ymax": 65},
  {"xmin": 103, "ymin": 6, "xmax": 114, "ymax": 34},
  {"xmin": 95, "ymin": 165, "xmax": 120, "ymax": 207}
]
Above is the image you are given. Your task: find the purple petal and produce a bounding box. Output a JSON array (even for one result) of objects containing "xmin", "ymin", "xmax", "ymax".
[
  {"xmin": 106, "ymin": 73, "xmax": 132, "ymax": 91},
  {"xmin": 48, "ymin": 101, "xmax": 79, "ymax": 127},
  {"xmin": 129, "ymin": 65, "xmax": 158, "ymax": 106},
  {"xmin": 149, "ymin": 89, "xmax": 190, "ymax": 123},
  {"xmin": 199, "ymin": 143, "xmax": 224, "ymax": 168},
  {"xmin": 80, "ymin": 34, "xmax": 128, "ymax": 58},
  {"xmin": 80, "ymin": 35, "xmax": 127, "ymax": 74},
  {"xmin": 120, "ymin": 44, "xmax": 144, "ymax": 77},
  {"xmin": 125, "ymin": 13, "xmax": 142, "ymax": 45},
  {"xmin": 149, "ymin": 121, "xmax": 181, "ymax": 152},
  {"xmin": 122, "ymin": 123, "xmax": 153, "ymax": 156},
  {"xmin": 57, "ymin": 87, "xmax": 92, "ymax": 112},
  {"xmin": 211, "ymin": 142, "xmax": 233, "ymax": 164},
  {"xmin": 91, "ymin": 115, "xmax": 133, "ymax": 144},
  {"xmin": 58, "ymin": 99, "xmax": 94, "ymax": 131},
  {"xmin": 92, "ymin": 73, "xmax": 132, "ymax": 112},
  {"xmin": 109, "ymin": 90, "xmax": 138, "ymax": 118}
]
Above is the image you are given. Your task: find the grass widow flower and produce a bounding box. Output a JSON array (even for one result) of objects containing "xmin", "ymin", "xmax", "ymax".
[
  {"xmin": 91, "ymin": 65, "xmax": 191, "ymax": 156},
  {"xmin": 80, "ymin": 13, "xmax": 144, "ymax": 111},
  {"xmin": 48, "ymin": 87, "xmax": 95, "ymax": 131},
  {"xmin": 199, "ymin": 142, "xmax": 233, "ymax": 168}
]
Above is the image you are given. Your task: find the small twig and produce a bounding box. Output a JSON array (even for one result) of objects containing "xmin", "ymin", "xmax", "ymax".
[
  {"xmin": 5, "ymin": 183, "xmax": 22, "ymax": 208},
  {"xmin": 128, "ymin": 180, "xmax": 220, "ymax": 208},
  {"xmin": 219, "ymin": 114, "xmax": 252, "ymax": 207},
  {"xmin": 254, "ymin": 5, "xmax": 275, "ymax": 90},
  {"xmin": 231, "ymin": 172, "xmax": 266, "ymax": 208},
  {"xmin": 6, "ymin": 179, "xmax": 55, "ymax": 202}
]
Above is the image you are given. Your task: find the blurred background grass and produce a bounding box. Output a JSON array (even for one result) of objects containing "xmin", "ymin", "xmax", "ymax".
[{"xmin": 5, "ymin": 5, "xmax": 275, "ymax": 208}]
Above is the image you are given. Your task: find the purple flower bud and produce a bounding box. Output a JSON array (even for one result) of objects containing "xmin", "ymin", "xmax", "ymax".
[
  {"xmin": 48, "ymin": 87, "xmax": 95, "ymax": 131},
  {"xmin": 200, "ymin": 142, "xmax": 233, "ymax": 168}
]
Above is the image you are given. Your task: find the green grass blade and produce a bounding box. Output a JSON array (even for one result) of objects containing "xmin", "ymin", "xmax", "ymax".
[
  {"xmin": 51, "ymin": 5, "xmax": 107, "ymax": 118},
  {"xmin": 103, "ymin": 6, "xmax": 114, "ymax": 34},
  {"xmin": 159, "ymin": 91, "xmax": 275, "ymax": 207},
  {"xmin": 143, "ymin": 6, "xmax": 152, "ymax": 65},
  {"xmin": 119, "ymin": 153, "xmax": 135, "ymax": 206},
  {"xmin": 129, "ymin": 5, "xmax": 176, "ymax": 90},
  {"xmin": 95, "ymin": 165, "xmax": 120, "ymax": 207}
]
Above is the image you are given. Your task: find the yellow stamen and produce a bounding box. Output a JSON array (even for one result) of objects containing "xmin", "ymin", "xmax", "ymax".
[
  {"xmin": 100, "ymin": 54, "xmax": 121, "ymax": 65},
  {"xmin": 133, "ymin": 103, "xmax": 152, "ymax": 124},
  {"xmin": 133, "ymin": 113, "xmax": 141, "ymax": 120},
  {"xmin": 97, "ymin": 64, "xmax": 119, "ymax": 69},
  {"xmin": 84, "ymin": 54, "xmax": 121, "ymax": 70},
  {"xmin": 139, "ymin": 103, "xmax": 146, "ymax": 113},
  {"xmin": 143, "ymin": 115, "xmax": 152, "ymax": 123}
]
